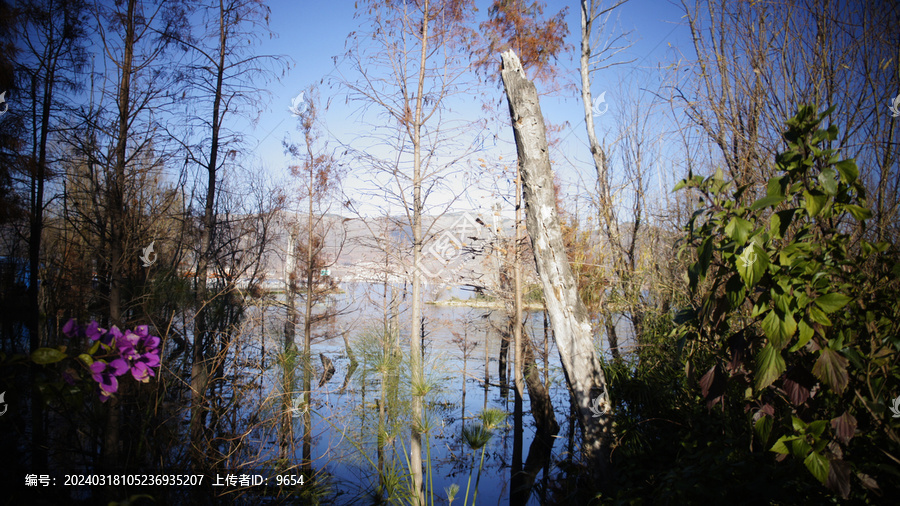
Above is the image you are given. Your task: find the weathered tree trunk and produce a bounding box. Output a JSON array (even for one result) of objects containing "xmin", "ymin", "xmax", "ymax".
[{"xmin": 500, "ymin": 49, "xmax": 612, "ymax": 471}]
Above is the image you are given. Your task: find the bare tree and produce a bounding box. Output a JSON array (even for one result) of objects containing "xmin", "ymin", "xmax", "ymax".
[
  {"xmin": 93, "ymin": 0, "xmax": 187, "ymax": 469},
  {"xmin": 675, "ymin": 0, "xmax": 899, "ymax": 236},
  {"xmin": 338, "ymin": 1, "xmax": 476, "ymax": 501},
  {"xmin": 282, "ymin": 86, "xmax": 346, "ymax": 471},
  {"xmin": 166, "ymin": 0, "xmax": 289, "ymax": 463},
  {"xmin": 11, "ymin": 0, "xmax": 89, "ymax": 469}
]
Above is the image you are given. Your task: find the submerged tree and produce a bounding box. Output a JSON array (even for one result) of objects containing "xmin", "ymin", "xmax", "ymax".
[
  {"xmin": 282, "ymin": 85, "xmax": 346, "ymax": 471},
  {"xmin": 338, "ymin": 1, "xmax": 476, "ymax": 501},
  {"xmin": 12, "ymin": 0, "xmax": 90, "ymax": 470},
  {"xmin": 167, "ymin": 0, "xmax": 288, "ymax": 465}
]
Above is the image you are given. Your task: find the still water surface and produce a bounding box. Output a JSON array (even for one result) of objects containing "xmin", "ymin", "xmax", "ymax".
[{"xmin": 241, "ymin": 282, "xmax": 632, "ymax": 504}]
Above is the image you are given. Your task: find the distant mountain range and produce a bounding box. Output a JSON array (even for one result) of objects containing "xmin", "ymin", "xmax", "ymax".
[{"xmin": 263, "ymin": 210, "xmax": 520, "ymax": 289}]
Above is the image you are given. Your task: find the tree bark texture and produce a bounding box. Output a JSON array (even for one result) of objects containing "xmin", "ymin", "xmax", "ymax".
[{"xmin": 500, "ymin": 49, "xmax": 612, "ymax": 470}]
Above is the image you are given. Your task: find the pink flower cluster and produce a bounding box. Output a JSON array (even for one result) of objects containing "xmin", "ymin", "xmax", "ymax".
[{"xmin": 62, "ymin": 319, "xmax": 161, "ymax": 402}]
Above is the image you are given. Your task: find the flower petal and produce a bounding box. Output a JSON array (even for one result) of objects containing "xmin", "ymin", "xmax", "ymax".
[
  {"xmin": 109, "ymin": 358, "xmax": 130, "ymax": 376},
  {"xmin": 141, "ymin": 352, "xmax": 160, "ymax": 368},
  {"xmin": 98, "ymin": 373, "xmax": 118, "ymax": 394},
  {"xmin": 62, "ymin": 319, "xmax": 79, "ymax": 338},
  {"xmin": 86, "ymin": 321, "xmax": 103, "ymax": 341},
  {"xmin": 131, "ymin": 362, "xmax": 150, "ymax": 382},
  {"xmin": 98, "ymin": 388, "xmax": 113, "ymax": 402},
  {"xmin": 123, "ymin": 331, "xmax": 140, "ymax": 348},
  {"xmin": 144, "ymin": 336, "xmax": 161, "ymax": 349}
]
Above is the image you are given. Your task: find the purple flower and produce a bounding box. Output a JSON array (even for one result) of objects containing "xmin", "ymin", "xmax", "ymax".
[
  {"xmin": 130, "ymin": 361, "xmax": 154, "ymax": 382},
  {"xmin": 62, "ymin": 319, "xmax": 80, "ymax": 338},
  {"xmin": 64, "ymin": 319, "xmax": 163, "ymax": 401},
  {"xmin": 85, "ymin": 321, "xmax": 103, "ymax": 340},
  {"xmin": 105, "ymin": 326, "xmax": 122, "ymax": 347},
  {"xmin": 108, "ymin": 358, "xmax": 130, "ymax": 376},
  {"xmin": 89, "ymin": 361, "xmax": 120, "ymax": 402},
  {"xmin": 113, "ymin": 328, "xmax": 161, "ymax": 383}
]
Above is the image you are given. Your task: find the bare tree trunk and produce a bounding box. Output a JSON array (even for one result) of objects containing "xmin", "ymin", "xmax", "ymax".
[
  {"xmin": 500, "ymin": 49, "xmax": 612, "ymax": 471},
  {"xmin": 191, "ymin": 0, "xmax": 231, "ymax": 465},
  {"xmin": 28, "ymin": 52, "xmax": 55, "ymax": 472},
  {"xmin": 513, "ymin": 166, "xmax": 525, "ymax": 478},
  {"xmin": 103, "ymin": 0, "xmax": 139, "ymax": 470}
]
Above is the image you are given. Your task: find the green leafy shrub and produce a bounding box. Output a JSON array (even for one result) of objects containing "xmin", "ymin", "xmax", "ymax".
[{"xmin": 672, "ymin": 105, "xmax": 900, "ymax": 499}]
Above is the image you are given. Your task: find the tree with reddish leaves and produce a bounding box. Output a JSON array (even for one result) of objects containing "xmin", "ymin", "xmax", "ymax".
[{"xmin": 474, "ymin": 0, "xmax": 569, "ymax": 86}]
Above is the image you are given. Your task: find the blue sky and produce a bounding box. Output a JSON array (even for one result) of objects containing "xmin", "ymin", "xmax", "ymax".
[{"xmin": 244, "ymin": 1, "xmax": 693, "ymax": 217}]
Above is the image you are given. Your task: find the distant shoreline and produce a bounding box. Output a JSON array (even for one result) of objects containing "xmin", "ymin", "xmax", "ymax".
[{"xmin": 426, "ymin": 298, "xmax": 545, "ymax": 311}]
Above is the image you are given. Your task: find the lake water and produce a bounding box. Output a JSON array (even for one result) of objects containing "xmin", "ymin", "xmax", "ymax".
[{"xmin": 231, "ymin": 281, "xmax": 634, "ymax": 505}]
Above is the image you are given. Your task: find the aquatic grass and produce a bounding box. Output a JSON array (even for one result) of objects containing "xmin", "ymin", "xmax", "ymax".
[
  {"xmin": 445, "ymin": 483, "xmax": 460, "ymax": 506},
  {"xmin": 479, "ymin": 408, "xmax": 507, "ymax": 430},
  {"xmin": 328, "ymin": 326, "xmax": 455, "ymax": 504},
  {"xmin": 462, "ymin": 408, "xmax": 507, "ymax": 506}
]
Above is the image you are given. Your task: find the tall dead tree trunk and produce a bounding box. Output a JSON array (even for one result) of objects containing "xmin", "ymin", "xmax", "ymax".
[{"xmin": 500, "ymin": 49, "xmax": 612, "ymax": 471}]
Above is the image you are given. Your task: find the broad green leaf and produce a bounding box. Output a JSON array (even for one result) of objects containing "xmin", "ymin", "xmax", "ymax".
[
  {"xmin": 804, "ymin": 190, "xmax": 827, "ymax": 217},
  {"xmin": 737, "ymin": 243, "xmax": 769, "ymax": 288},
  {"xmin": 809, "ymin": 305, "xmax": 833, "ymax": 326},
  {"xmin": 842, "ymin": 204, "xmax": 872, "ymax": 221},
  {"xmin": 818, "ymin": 166, "xmax": 839, "ymax": 196},
  {"xmin": 697, "ymin": 237, "xmax": 712, "ymax": 279},
  {"xmin": 770, "ymin": 209, "xmax": 796, "ymax": 239},
  {"xmin": 725, "ymin": 274, "xmax": 746, "ymax": 310},
  {"xmin": 770, "ymin": 435, "xmax": 798, "ymax": 454},
  {"xmin": 807, "ymin": 420, "xmax": 827, "ymax": 438},
  {"xmin": 31, "ymin": 347, "xmax": 66, "ymax": 365},
  {"xmin": 77, "ymin": 353, "xmax": 94, "ymax": 366},
  {"xmin": 814, "ymin": 293, "xmax": 851, "ymax": 314},
  {"xmin": 766, "ymin": 175, "xmax": 788, "ymax": 198},
  {"xmin": 755, "ymin": 416, "xmax": 773, "ymax": 446},
  {"xmin": 755, "ymin": 343, "xmax": 786, "ymax": 390},
  {"xmin": 834, "ymin": 159, "xmax": 858, "ymax": 184},
  {"xmin": 812, "ymin": 348, "xmax": 849, "ymax": 393},
  {"xmin": 725, "ymin": 217, "xmax": 754, "ymax": 245},
  {"xmin": 789, "ymin": 320, "xmax": 815, "ymax": 352},
  {"xmin": 751, "ymin": 195, "xmax": 784, "ymax": 211},
  {"xmin": 791, "ymin": 438, "xmax": 812, "ymax": 459},
  {"xmin": 761, "ymin": 309, "xmax": 797, "ymax": 349},
  {"xmin": 804, "ymin": 451, "xmax": 829, "ymax": 484}
]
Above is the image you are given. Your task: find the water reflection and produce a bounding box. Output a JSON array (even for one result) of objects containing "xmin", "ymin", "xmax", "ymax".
[{"xmin": 250, "ymin": 281, "xmax": 633, "ymax": 504}]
